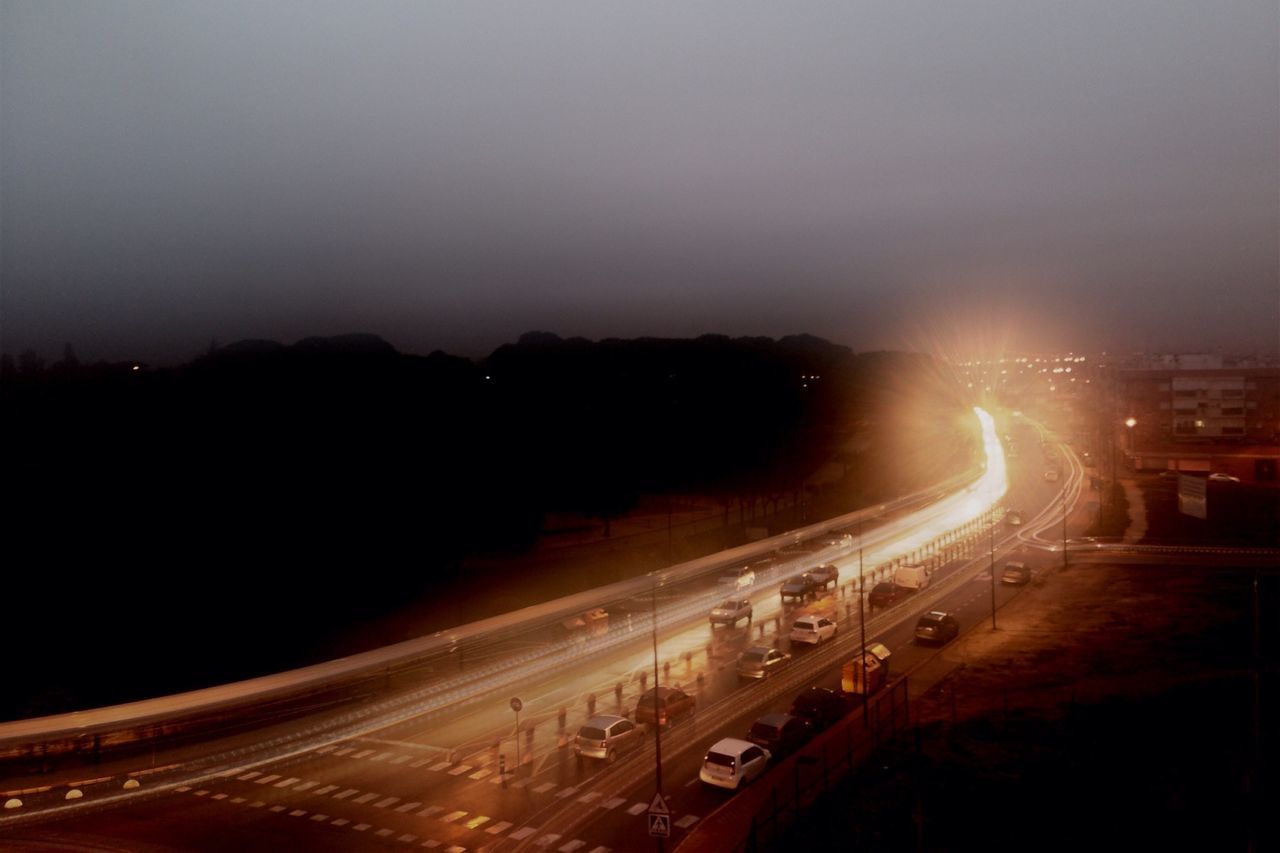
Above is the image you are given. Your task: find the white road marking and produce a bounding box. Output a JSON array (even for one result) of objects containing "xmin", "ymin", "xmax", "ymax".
[
  {"xmin": 334, "ymin": 748, "xmax": 354, "ymax": 757},
  {"xmin": 376, "ymin": 828, "xmax": 395, "ymax": 837},
  {"xmin": 556, "ymin": 787, "xmax": 578, "ymax": 799},
  {"xmin": 269, "ymin": 805, "xmax": 285, "ymax": 813},
  {"xmin": 310, "ymin": 814, "xmax": 328, "ymax": 822},
  {"xmin": 236, "ymin": 772, "xmax": 261, "ymax": 782},
  {"xmin": 333, "ymin": 788, "xmax": 358, "ymax": 800},
  {"xmin": 535, "ymin": 834, "xmax": 561, "ymax": 847},
  {"xmin": 533, "ymin": 782, "xmax": 556, "ymax": 794},
  {"xmin": 464, "ymin": 815, "xmax": 491, "ymax": 829},
  {"xmin": 293, "ymin": 781, "xmax": 318, "ymax": 792},
  {"xmin": 249, "ymin": 801, "xmax": 265, "ymax": 808},
  {"xmin": 447, "ymin": 764, "xmax": 472, "ymax": 776},
  {"xmin": 392, "ymin": 755, "xmax": 412, "ymax": 765},
  {"xmin": 394, "ymin": 801, "xmax": 422, "ymax": 813},
  {"xmin": 441, "ymin": 810, "xmax": 467, "ymax": 823},
  {"xmin": 230, "ymin": 797, "xmax": 246, "ymax": 804},
  {"xmin": 274, "ymin": 777, "xmax": 300, "ymax": 788},
  {"xmin": 410, "ymin": 758, "xmax": 432, "ymax": 768},
  {"xmin": 428, "ymin": 761, "xmax": 452, "ymax": 772},
  {"xmin": 315, "ymin": 745, "xmax": 336, "ymax": 754},
  {"xmin": 559, "ymin": 841, "xmax": 586, "ymax": 852},
  {"xmin": 254, "ymin": 775, "xmax": 280, "ymax": 785},
  {"xmin": 211, "ymin": 793, "xmax": 227, "ymax": 801},
  {"xmin": 398, "ymin": 834, "xmax": 419, "ymax": 843},
  {"xmin": 175, "ymin": 786, "xmax": 191, "ymax": 793},
  {"xmin": 417, "ymin": 805, "xmax": 444, "ymax": 817},
  {"xmin": 353, "ymin": 793, "xmax": 379, "ymax": 804},
  {"xmin": 331, "ymin": 818, "xmax": 349, "ymax": 827},
  {"xmin": 469, "ymin": 768, "xmax": 492, "ymax": 780},
  {"xmin": 509, "ymin": 826, "xmax": 538, "ymax": 840},
  {"xmin": 353, "ymin": 823, "xmax": 370, "ymax": 831},
  {"xmin": 674, "ymin": 815, "xmax": 699, "ymax": 828},
  {"xmin": 601, "ymin": 797, "xmax": 625, "ymax": 810},
  {"xmin": 587, "ymin": 847, "xmax": 612, "ymax": 853},
  {"xmin": 315, "ymin": 785, "xmax": 338, "ymax": 795},
  {"xmin": 486, "ymin": 821, "xmax": 514, "ymax": 834},
  {"xmin": 193, "ymin": 790, "xmax": 209, "ymax": 797},
  {"xmin": 577, "ymin": 792, "xmax": 602, "ymax": 803},
  {"xmin": 626, "ymin": 802, "xmax": 647, "ymax": 815},
  {"xmin": 374, "ymin": 796, "xmax": 400, "ymax": 808},
  {"xmin": 288, "ymin": 809, "xmax": 306, "ymax": 817},
  {"xmin": 371, "ymin": 752, "xmax": 393, "ymax": 763},
  {"xmin": 352, "ymin": 749, "xmax": 374, "ymax": 759}
]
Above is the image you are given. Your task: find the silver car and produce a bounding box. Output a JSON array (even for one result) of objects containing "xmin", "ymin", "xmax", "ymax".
[
  {"xmin": 574, "ymin": 714, "xmax": 640, "ymax": 763},
  {"xmin": 737, "ymin": 646, "xmax": 791, "ymax": 680}
]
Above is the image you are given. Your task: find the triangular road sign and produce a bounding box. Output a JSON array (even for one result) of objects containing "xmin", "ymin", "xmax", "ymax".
[
  {"xmin": 648, "ymin": 813, "xmax": 671, "ymax": 838},
  {"xmin": 648, "ymin": 792, "xmax": 670, "ymax": 815}
]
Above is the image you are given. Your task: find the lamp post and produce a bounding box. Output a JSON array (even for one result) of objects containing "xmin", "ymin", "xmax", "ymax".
[
  {"xmin": 858, "ymin": 515, "xmax": 867, "ymax": 726},
  {"xmin": 989, "ymin": 506, "xmax": 997, "ymax": 630},
  {"xmin": 650, "ymin": 578, "xmax": 664, "ymax": 852}
]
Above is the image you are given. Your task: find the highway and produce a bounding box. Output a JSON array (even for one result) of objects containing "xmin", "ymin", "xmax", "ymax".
[{"xmin": 1, "ymin": 407, "xmax": 1093, "ymax": 852}]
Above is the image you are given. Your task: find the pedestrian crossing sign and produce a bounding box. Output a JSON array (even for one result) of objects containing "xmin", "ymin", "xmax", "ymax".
[{"xmin": 648, "ymin": 813, "xmax": 670, "ymax": 838}]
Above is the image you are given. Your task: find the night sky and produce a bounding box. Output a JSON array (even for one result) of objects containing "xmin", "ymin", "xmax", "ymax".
[{"xmin": 3, "ymin": 1, "xmax": 1277, "ymax": 365}]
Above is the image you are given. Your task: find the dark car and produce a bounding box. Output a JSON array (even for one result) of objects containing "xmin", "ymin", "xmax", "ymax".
[
  {"xmin": 914, "ymin": 611, "xmax": 960, "ymax": 645},
  {"xmin": 780, "ymin": 573, "xmax": 819, "ymax": 602},
  {"xmin": 634, "ymin": 686, "xmax": 695, "ymax": 728},
  {"xmin": 1004, "ymin": 509, "xmax": 1024, "ymax": 527},
  {"xmin": 867, "ymin": 582, "xmax": 911, "ymax": 609},
  {"xmin": 1001, "ymin": 561, "xmax": 1031, "ymax": 585},
  {"xmin": 746, "ymin": 712, "xmax": 813, "ymax": 758},
  {"xmin": 789, "ymin": 687, "xmax": 849, "ymax": 731},
  {"xmin": 806, "ymin": 564, "xmax": 839, "ymax": 590}
]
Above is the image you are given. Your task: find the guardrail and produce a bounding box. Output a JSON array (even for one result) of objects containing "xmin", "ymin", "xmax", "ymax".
[{"xmin": 1, "ymin": 462, "xmax": 985, "ymax": 774}]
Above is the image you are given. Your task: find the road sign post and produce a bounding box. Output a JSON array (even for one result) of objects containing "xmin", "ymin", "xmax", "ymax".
[
  {"xmin": 510, "ymin": 697, "xmax": 523, "ymax": 775},
  {"xmin": 648, "ymin": 792, "xmax": 670, "ymax": 842}
]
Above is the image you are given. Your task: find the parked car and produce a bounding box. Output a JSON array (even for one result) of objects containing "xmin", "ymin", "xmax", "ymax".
[
  {"xmin": 699, "ymin": 738, "xmax": 771, "ymax": 790},
  {"xmin": 868, "ymin": 582, "xmax": 912, "ymax": 609},
  {"xmin": 718, "ymin": 565, "xmax": 756, "ymax": 591},
  {"xmin": 914, "ymin": 611, "xmax": 960, "ymax": 645},
  {"xmin": 709, "ymin": 597, "xmax": 753, "ymax": 627},
  {"xmin": 1005, "ymin": 509, "xmax": 1024, "ymax": 527},
  {"xmin": 737, "ymin": 646, "xmax": 791, "ymax": 680},
  {"xmin": 789, "ymin": 686, "xmax": 849, "ymax": 731},
  {"xmin": 634, "ymin": 686, "xmax": 695, "ymax": 728},
  {"xmin": 574, "ymin": 715, "xmax": 640, "ymax": 763},
  {"xmin": 745, "ymin": 713, "xmax": 813, "ymax": 758},
  {"xmin": 1001, "ymin": 561, "xmax": 1031, "ymax": 585},
  {"xmin": 1208, "ymin": 473, "xmax": 1241, "ymax": 483},
  {"xmin": 806, "ymin": 564, "xmax": 839, "ymax": 590},
  {"xmin": 822, "ymin": 533, "xmax": 853, "ymax": 548},
  {"xmin": 780, "ymin": 573, "xmax": 819, "ymax": 602},
  {"xmin": 789, "ymin": 614, "xmax": 838, "ymax": 646}
]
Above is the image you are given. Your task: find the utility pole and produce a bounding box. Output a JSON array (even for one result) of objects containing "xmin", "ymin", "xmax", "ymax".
[
  {"xmin": 859, "ymin": 515, "xmax": 867, "ymax": 726},
  {"xmin": 1061, "ymin": 484, "xmax": 1068, "ymax": 571}
]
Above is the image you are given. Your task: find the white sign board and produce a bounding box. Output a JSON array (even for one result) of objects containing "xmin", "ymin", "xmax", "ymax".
[{"xmin": 1178, "ymin": 474, "xmax": 1207, "ymax": 520}]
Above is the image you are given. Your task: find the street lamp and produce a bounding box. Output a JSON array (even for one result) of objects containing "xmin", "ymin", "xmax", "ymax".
[{"xmin": 989, "ymin": 506, "xmax": 997, "ymax": 630}]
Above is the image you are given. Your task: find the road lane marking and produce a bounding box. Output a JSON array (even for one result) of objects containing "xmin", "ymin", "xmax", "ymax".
[
  {"xmin": 333, "ymin": 788, "xmax": 358, "ymax": 800},
  {"xmin": 211, "ymin": 793, "xmax": 227, "ymax": 801},
  {"xmin": 314, "ymin": 785, "xmax": 338, "ymax": 795},
  {"xmin": 441, "ymin": 810, "xmax": 467, "ymax": 822},
  {"xmin": 421, "ymin": 840, "xmax": 442, "ymax": 848},
  {"xmin": 352, "ymin": 750, "xmax": 374, "ymax": 759},
  {"xmin": 274, "ymin": 777, "xmax": 300, "ymax": 788},
  {"xmin": 535, "ymin": 833, "xmax": 561, "ymax": 847},
  {"xmin": 394, "ymin": 801, "xmax": 422, "ymax": 813},
  {"xmin": 533, "ymin": 783, "xmax": 556, "ymax": 794},
  {"xmin": 555, "ymin": 787, "xmax": 578, "ymax": 799},
  {"xmin": 288, "ymin": 809, "xmax": 306, "ymax": 817},
  {"xmin": 353, "ymin": 823, "xmax": 370, "ymax": 831},
  {"xmin": 444, "ymin": 847, "xmax": 465, "ymax": 853},
  {"xmin": 392, "ymin": 755, "xmax": 412, "ymax": 765},
  {"xmin": 410, "ymin": 759, "xmax": 432, "ymax": 768},
  {"xmin": 310, "ymin": 814, "xmax": 329, "ymax": 822},
  {"xmin": 486, "ymin": 821, "xmax": 514, "ymax": 834},
  {"xmin": 398, "ymin": 834, "xmax": 418, "ymax": 843},
  {"xmin": 254, "ymin": 775, "xmax": 280, "ymax": 785},
  {"xmin": 175, "ymin": 786, "xmax": 191, "ymax": 793},
  {"xmin": 469, "ymin": 768, "xmax": 492, "ymax": 780},
  {"xmin": 236, "ymin": 772, "xmax": 261, "ymax": 782},
  {"xmin": 509, "ymin": 827, "xmax": 538, "ymax": 840},
  {"xmin": 372, "ymin": 752, "xmax": 393, "ymax": 762},
  {"xmin": 447, "ymin": 764, "xmax": 472, "ymax": 776},
  {"xmin": 376, "ymin": 828, "xmax": 394, "ymax": 837},
  {"xmin": 331, "ymin": 818, "xmax": 349, "ymax": 827},
  {"xmin": 315, "ymin": 745, "xmax": 336, "ymax": 754},
  {"xmin": 418, "ymin": 805, "xmax": 444, "ymax": 817},
  {"xmin": 230, "ymin": 797, "xmax": 246, "ymax": 804},
  {"xmin": 587, "ymin": 848, "xmax": 611, "ymax": 853},
  {"xmin": 601, "ymin": 797, "xmax": 625, "ymax": 810},
  {"xmin": 269, "ymin": 805, "xmax": 286, "ymax": 812},
  {"xmin": 334, "ymin": 748, "xmax": 354, "ymax": 756},
  {"xmin": 626, "ymin": 802, "xmax": 647, "ymax": 815},
  {"xmin": 576, "ymin": 792, "xmax": 602, "ymax": 803},
  {"xmin": 674, "ymin": 815, "xmax": 699, "ymax": 828},
  {"xmin": 428, "ymin": 761, "xmax": 452, "ymax": 772},
  {"xmin": 374, "ymin": 796, "xmax": 400, "ymax": 808},
  {"xmin": 353, "ymin": 793, "xmax": 379, "ymax": 804},
  {"xmin": 558, "ymin": 841, "xmax": 586, "ymax": 852},
  {"xmin": 464, "ymin": 815, "xmax": 490, "ymax": 829},
  {"xmin": 249, "ymin": 801, "xmax": 265, "ymax": 808},
  {"xmin": 193, "ymin": 790, "xmax": 209, "ymax": 797},
  {"xmin": 293, "ymin": 781, "xmax": 318, "ymax": 792}
]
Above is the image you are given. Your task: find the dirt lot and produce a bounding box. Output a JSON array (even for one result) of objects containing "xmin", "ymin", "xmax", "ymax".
[{"xmin": 788, "ymin": 552, "xmax": 1277, "ymax": 852}]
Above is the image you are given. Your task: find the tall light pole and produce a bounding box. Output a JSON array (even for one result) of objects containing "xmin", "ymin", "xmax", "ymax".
[
  {"xmin": 650, "ymin": 578, "xmax": 664, "ymax": 851},
  {"xmin": 989, "ymin": 506, "xmax": 997, "ymax": 629},
  {"xmin": 1061, "ymin": 483, "xmax": 1069, "ymax": 571},
  {"xmin": 858, "ymin": 515, "xmax": 867, "ymax": 726}
]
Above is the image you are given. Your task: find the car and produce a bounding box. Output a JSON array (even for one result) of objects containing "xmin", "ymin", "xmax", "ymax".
[
  {"xmin": 789, "ymin": 686, "xmax": 849, "ymax": 731},
  {"xmin": 574, "ymin": 715, "xmax": 640, "ymax": 763},
  {"xmin": 737, "ymin": 646, "xmax": 791, "ymax": 680},
  {"xmin": 1004, "ymin": 509, "xmax": 1024, "ymax": 527},
  {"xmin": 1044, "ymin": 470, "xmax": 1060, "ymax": 482},
  {"xmin": 914, "ymin": 611, "xmax": 960, "ymax": 645},
  {"xmin": 699, "ymin": 737, "xmax": 771, "ymax": 790},
  {"xmin": 821, "ymin": 533, "xmax": 853, "ymax": 548},
  {"xmin": 718, "ymin": 565, "xmax": 756, "ymax": 591},
  {"xmin": 709, "ymin": 597, "xmax": 753, "ymax": 627},
  {"xmin": 745, "ymin": 713, "xmax": 813, "ymax": 758},
  {"xmin": 634, "ymin": 686, "xmax": 695, "ymax": 728},
  {"xmin": 776, "ymin": 540, "xmax": 823, "ymax": 558},
  {"xmin": 1208, "ymin": 473, "xmax": 1241, "ymax": 483},
  {"xmin": 806, "ymin": 563, "xmax": 839, "ymax": 589},
  {"xmin": 789, "ymin": 614, "xmax": 838, "ymax": 646},
  {"xmin": 780, "ymin": 573, "xmax": 819, "ymax": 602},
  {"xmin": 1001, "ymin": 561, "xmax": 1031, "ymax": 585},
  {"xmin": 867, "ymin": 582, "xmax": 912, "ymax": 609}
]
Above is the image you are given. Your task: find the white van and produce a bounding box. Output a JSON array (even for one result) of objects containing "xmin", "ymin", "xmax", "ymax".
[{"xmin": 893, "ymin": 564, "xmax": 929, "ymax": 590}]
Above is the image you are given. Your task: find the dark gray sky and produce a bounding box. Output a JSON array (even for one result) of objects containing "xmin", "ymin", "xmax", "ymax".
[{"xmin": 3, "ymin": 1, "xmax": 1277, "ymax": 364}]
